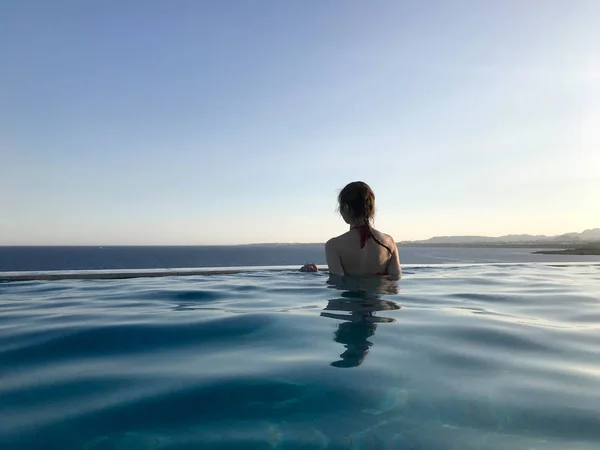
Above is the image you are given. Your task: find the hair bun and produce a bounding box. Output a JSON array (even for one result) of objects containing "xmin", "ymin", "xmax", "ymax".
[{"xmin": 338, "ymin": 181, "xmax": 376, "ymax": 222}]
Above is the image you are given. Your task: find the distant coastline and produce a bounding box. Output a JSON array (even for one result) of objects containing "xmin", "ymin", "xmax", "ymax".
[
  {"xmin": 399, "ymin": 228, "xmax": 600, "ymax": 250},
  {"xmin": 533, "ymin": 244, "xmax": 600, "ymax": 256},
  {"xmin": 395, "ymin": 228, "xmax": 600, "ymax": 256},
  {"xmin": 2, "ymin": 229, "xmax": 598, "ymax": 251},
  {"xmin": 397, "ymin": 242, "xmax": 569, "ymax": 249}
]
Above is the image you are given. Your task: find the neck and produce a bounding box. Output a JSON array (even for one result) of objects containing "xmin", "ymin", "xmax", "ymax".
[{"xmin": 349, "ymin": 219, "xmax": 368, "ymax": 229}]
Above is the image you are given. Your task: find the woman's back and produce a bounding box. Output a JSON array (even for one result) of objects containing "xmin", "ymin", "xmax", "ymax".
[
  {"xmin": 300, "ymin": 181, "xmax": 401, "ymax": 278},
  {"xmin": 327, "ymin": 227, "xmax": 397, "ymax": 276}
]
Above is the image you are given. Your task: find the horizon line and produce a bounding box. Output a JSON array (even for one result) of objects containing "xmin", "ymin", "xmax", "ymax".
[{"xmin": 0, "ymin": 227, "xmax": 597, "ymax": 247}]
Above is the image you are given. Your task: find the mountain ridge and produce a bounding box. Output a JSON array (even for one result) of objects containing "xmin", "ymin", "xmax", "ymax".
[{"xmin": 402, "ymin": 228, "xmax": 600, "ymax": 245}]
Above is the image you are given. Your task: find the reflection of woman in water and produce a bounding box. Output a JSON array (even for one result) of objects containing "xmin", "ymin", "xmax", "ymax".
[
  {"xmin": 322, "ymin": 275, "xmax": 401, "ymax": 368},
  {"xmin": 300, "ymin": 181, "xmax": 401, "ymax": 277}
]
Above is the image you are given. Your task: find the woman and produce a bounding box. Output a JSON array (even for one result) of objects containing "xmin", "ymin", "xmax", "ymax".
[{"xmin": 301, "ymin": 181, "xmax": 401, "ymax": 277}]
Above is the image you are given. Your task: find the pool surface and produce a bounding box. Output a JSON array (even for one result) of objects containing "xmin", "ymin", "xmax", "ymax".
[{"xmin": 1, "ymin": 263, "xmax": 600, "ymax": 449}]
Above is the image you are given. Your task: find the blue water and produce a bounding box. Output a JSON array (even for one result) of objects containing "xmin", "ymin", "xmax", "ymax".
[
  {"xmin": 1, "ymin": 263, "xmax": 600, "ymax": 449},
  {"xmin": 3, "ymin": 245, "xmax": 600, "ymax": 272}
]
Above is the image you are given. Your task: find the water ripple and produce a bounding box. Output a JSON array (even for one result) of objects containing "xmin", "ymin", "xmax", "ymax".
[{"xmin": 1, "ymin": 263, "xmax": 600, "ymax": 449}]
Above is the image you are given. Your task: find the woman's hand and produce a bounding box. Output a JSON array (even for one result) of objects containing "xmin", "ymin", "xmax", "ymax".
[{"xmin": 300, "ymin": 263, "xmax": 318, "ymax": 272}]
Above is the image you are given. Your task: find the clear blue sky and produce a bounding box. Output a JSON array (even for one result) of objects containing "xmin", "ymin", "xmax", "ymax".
[{"xmin": 1, "ymin": 1, "xmax": 598, "ymax": 245}]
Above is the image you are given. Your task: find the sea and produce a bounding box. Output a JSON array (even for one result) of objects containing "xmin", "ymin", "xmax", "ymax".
[
  {"xmin": 1, "ymin": 246, "xmax": 600, "ymax": 449},
  {"xmin": 3, "ymin": 245, "xmax": 600, "ymax": 272}
]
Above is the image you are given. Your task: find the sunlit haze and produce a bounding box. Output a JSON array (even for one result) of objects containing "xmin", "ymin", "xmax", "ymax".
[{"xmin": 1, "ymin": 1, "xmax": 598, "ymax": 245}]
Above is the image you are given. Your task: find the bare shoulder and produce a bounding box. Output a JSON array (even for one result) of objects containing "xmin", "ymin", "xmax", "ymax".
[
  {"xmin": 386, "ymin": 234, "xmax": 399, "ymax": 252},
  {"xmin": 372, "ymin": 229, "xmax": 397, "ymax": 248},
  {"xmin": 326, "ymin": 233, "xmax": 353, "ymax": 253},
  {"xmin": 384, "ymin": 232, "xmax": 397, "ymax": 246},
  {"xmin": 325, "ymin": 235, "xmax": 341, "ymax": 250}
]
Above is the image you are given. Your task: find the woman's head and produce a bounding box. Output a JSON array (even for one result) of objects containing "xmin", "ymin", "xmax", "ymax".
[{"xmin": 337, "ymin": 181, "xmax": 375, "ymax": 225}]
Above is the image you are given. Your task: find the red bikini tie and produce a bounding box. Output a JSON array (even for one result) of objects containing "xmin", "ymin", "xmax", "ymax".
[{"xmin": 351, "ymin": 225, "xmax": 370, "ymax": 248}]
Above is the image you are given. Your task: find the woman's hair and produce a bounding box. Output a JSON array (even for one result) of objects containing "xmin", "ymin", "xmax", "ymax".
[
  {"xmin": 337, "ymin": 181, "xmax": 376, "ymax": 223},
  {"xmin": 338, "ymin": 181, "xmax": 392, "ymax": 254},
  {"xmin": 338, "ymin": 181, "xmax": 392, "ymax": 255}
]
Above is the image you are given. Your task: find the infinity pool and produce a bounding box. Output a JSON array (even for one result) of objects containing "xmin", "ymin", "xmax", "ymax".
[{"xmin": 1, "ymin": 263, "xmax": 599, "ymax": 449}]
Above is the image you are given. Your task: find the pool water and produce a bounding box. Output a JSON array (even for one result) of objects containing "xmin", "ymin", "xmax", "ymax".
[{"xmin": 1, "ymin": 263, "xmax": 600, "ymax": 449}]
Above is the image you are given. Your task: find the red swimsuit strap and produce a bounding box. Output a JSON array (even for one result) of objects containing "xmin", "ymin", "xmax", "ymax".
[
  {"xmin": 351, "ymin": 225, "xmax": 370, "ymax": 249},
  {"xmin": 352, "ymin": 225, "xmax": 390, "ymax": 276}
]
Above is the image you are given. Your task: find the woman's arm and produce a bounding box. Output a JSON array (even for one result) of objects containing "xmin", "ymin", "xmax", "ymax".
[
  {"xmin": 300, "ymin": 263, "xmax": 318, "ymax": 272},
  {"xmin": 325, "ymin": 239, "xmax": 345, "ymax": 276},
  {"xmin": 299, "ymin": 239, "xmax": 344, "ymax": 274},
  {"xmin": 386, "ymin": 239, "xmax": 402, "ymax": 278}
]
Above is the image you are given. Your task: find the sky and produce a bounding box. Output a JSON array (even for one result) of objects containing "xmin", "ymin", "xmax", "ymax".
[{"xmin": 1, "ymin": 1, "xmax": 599, "ymax": 245}]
